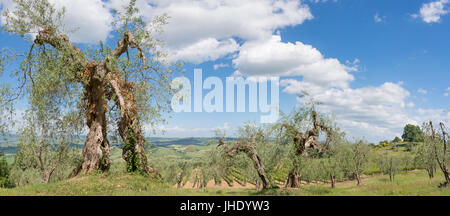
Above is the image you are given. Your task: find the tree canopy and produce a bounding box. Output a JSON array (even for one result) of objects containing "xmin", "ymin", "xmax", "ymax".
[
  {"xmin": 402, "ymin": 124, "xmax": 423, "ymax": 142},
  {"xmin": 0, "ymin": 0, "xmax": 180, "ymax": 176}
]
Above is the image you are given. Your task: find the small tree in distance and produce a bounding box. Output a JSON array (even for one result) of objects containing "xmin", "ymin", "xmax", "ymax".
[
  {"xmin": 393, "ymin": 137, "xmax": 402, "ymax": 143},
  {"xmin": 402, "ymin": 124, "xmax": 423, "ymax": 143},
  {"xmin": 340, "ymin": 141, "xmax": 370, "ymax": 186}
]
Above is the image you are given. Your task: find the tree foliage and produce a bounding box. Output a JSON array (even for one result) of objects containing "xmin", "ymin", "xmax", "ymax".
[
  {"xmin": 402, "ymin": 124, "xmax": 423, "ymax": 143},
  {"xmin": 339, "ymin": 140, "xmax": 370, "ymax": 186},
  {"xmin": 0, "ymin": 152, "xmax": 12, "ymax": 188},
  {"xmin": 0, "ymin": 0, "xmax": 180, "ymax": 176},
  {"xmin": 377, "ymin": 153, "xmax": 401, "ymax": 182}
]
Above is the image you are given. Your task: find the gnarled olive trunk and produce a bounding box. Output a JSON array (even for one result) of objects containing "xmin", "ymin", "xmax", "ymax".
[
  {"xmin": 251, "ymin": 154, "xmax": 271, "ymax": 189},
  {"xmin": 73, "ymin": 63, "xmax": 110, "ymax": 175},
  {"xmin": 107, "ymin": 72, "xmax": 158, "ymax": 177},
  {"xmin": 285, "ymin": 171, "xmax": 300, "ymax": 188},
  {"xmin": 34, "ymin": 28, "xmax": 158, "ymax": 177},
  {"xmin": 284, "ymin": 111, "xmax": 333, "ymax": 188},
  {"xmin": 226, "ymin": 137, "xmax": 271, "ymax": 189}
]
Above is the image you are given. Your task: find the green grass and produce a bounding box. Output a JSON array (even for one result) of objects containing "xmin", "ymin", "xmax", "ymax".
[
  {"xmin": 1, "ymin": 139, "xmax": 448, "ymax": 196},
  {"xmin": 257, "ymin": 170, "xmax": 450, "ymax": 196},
  {"xmin": 1, "ymin": 170, "xmax": 449, "ymax": 196},
  {"xmin": 0, "ymin": 172, "xmax": 254, "ymax": 196}
]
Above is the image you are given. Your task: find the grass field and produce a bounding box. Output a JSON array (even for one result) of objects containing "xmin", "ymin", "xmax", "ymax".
[
  {"xmin": 0, "ymin": 169, "xmax": 448, "ymax": 196},
  {"xmin": 1, "ymin": 137, "xmax": 449, "ymax": 196}
]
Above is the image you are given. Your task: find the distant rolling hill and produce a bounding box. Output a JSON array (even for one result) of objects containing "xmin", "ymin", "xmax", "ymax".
[{"xmin": 0, "ymin": 135, "xmax": 234, "ymax": 154}]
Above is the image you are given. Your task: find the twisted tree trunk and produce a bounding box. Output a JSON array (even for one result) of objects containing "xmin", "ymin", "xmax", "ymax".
[
  {"xmin": 35, "ymin": 27, "xmax": 156, "ymax": 176},
  {"xmin": 285, "ymin": 172, "xmax": 300, "ymax": 188},
  {"xmin": 226, "ymin": 136, "xmax": 271, "ymax": 189},
  {"xmin": 107, "ymin": 72, "xmax": 159, "ymax": 176},
  {"xmin": 285, "ymin": 111, "xmax": 332, "ymax": 188},
  {"xmin": 72, "ymin": 62, "xmax": 111, "ymax": 175}
]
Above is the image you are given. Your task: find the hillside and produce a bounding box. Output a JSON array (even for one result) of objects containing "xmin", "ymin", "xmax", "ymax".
[
  {"xmin": 0, "ymin": 170, "xmax": 449, "ymax": 196},
  {"xmin": 2, "ymin": 137, "xmax": 449, "ymax": 196},
  {"xmin": 0, "ymin": 137, "xmax": 219, "ymax": 164}
]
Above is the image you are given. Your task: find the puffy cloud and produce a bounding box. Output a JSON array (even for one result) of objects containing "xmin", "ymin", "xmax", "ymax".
[
  {"xmin": 2, "ymin": 0, "xmax": 314, "ymax": 62},
  {"xmin": 0, "ymin": 0, "xmax": 113, "ymax": 44},
  {"xmin": 51, "ymin": 0, "xmax": 113, "ymax": 44},
  {"xmin": 107, "ymin": 0, "xmax": 313, "ymax": 63},
  {"xmin": 234, "ymin": 35, "xmax": 355, "ymax": 89},
  {"xmin": 281, "ymin": 78, "xmax": 414, "ymax": 141},
  {"xmin": 150, "ymin": 0, "xmax": 313, "ymax": 46},
  {"xmin": 413, "ymin": 108, "xmax": 450, "ymax": 126},
  {"xmin": 167, "ymin": 38, "xmax": 239, "ymax": 64},
  {"xmin": 415, "ymin": 0, "xmax": 449, "ymax": 23}
]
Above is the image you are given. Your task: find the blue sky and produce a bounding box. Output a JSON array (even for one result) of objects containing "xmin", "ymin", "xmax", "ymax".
[{"xmin": 1, "ymin": 0, "xmax": 449, "ymax": 142}]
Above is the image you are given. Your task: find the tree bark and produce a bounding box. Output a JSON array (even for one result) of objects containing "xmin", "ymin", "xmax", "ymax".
[
  {"xmin": 284, "ymin": 111, "xmax": 333, "ymax": 188},
  {"xmin": 255, "ymin": 179, "xmax": 261, "ymax": 191},
  {"xmin": 439, "ymin": 123, "xmax": 450, "ymax": 186},
  {"xmin": 34, "ymin": 28, "xmax": 112, "ymax": 176},
  {"xmin": 356, "ymin": 174, "xmax": 362, "ymax": 186},
  {"xmin": 285, "ymin": 171, "xmax": 300, "ymax": 188},
  {"xmin": 330, "ymin": 174, "xmax": 336, "ymax": 188},
  {"xmin": 426, "ymin": 168, "xmax": 434, "ymax": 179},
  {"xmin": 430, "ymin": 122, "xmax": 450, "ymax": 186},
  {"xmin": 33, "ymin": 28, "xmax": 161, "ymax": 177},
  {"xmin": 72, "ymin": 63, "xmax": 110, "ymax": 175},
  {"xmin": 107, "ymin": 72, "xmax": 158, "ymax": 177},
  {"xmin": 226, "ymin": 137, "xmax": 271, "ymax": 189}
]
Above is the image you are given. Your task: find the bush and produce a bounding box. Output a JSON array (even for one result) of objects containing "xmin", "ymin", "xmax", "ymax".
[{"xmin": 0, "ymin": 152, "xmax": 13, "ymax": 188}]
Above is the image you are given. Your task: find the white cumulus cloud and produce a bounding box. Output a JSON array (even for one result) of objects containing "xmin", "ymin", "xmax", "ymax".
[
  {"xmin": 108, "ymin": 0, "xmax": 314, "ymax": 63},
  {"xmin": 167, "ymin": 38, "xmax": 239, "ymax": 64},
  {"xmin": 233, "ymin": 35, "xmax": 356, "ymax": 89},
  {"xmin": 415, "ymin": 0, "xmax": 449, "ymax": 23}
]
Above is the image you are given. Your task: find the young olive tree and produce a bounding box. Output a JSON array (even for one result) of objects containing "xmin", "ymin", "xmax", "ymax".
[
  {"xmin": 425, "ymin": 122, "xmax": 450, "ymax": 186},
  {"xmin": 162, "ymin": 161, "xmax": 192, "ymax": 188},
  {"xmin": 340, "ymin": 141, "xmax": 370, "ymax": 186},
  {"xmin": 378, "ymin": 153, "xmax": 401, "ymax": 182},
  {"xmin": 401, "ymin": 154, "xmax": 414, "ymax": 173},
  {"xmin": 322, "ymin": 144, "xmax": 346, "ymax": 188},
  {"xmin": 1, "ymin": 0, "xmax": 179, "ymax": 176},
  {"xmin": 414, "ymin": 134, "xmax": 437, "ymax": 179},
  {"xmin": 12, "ymin": 108, "xmax": 82, "ymax": 184}
]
